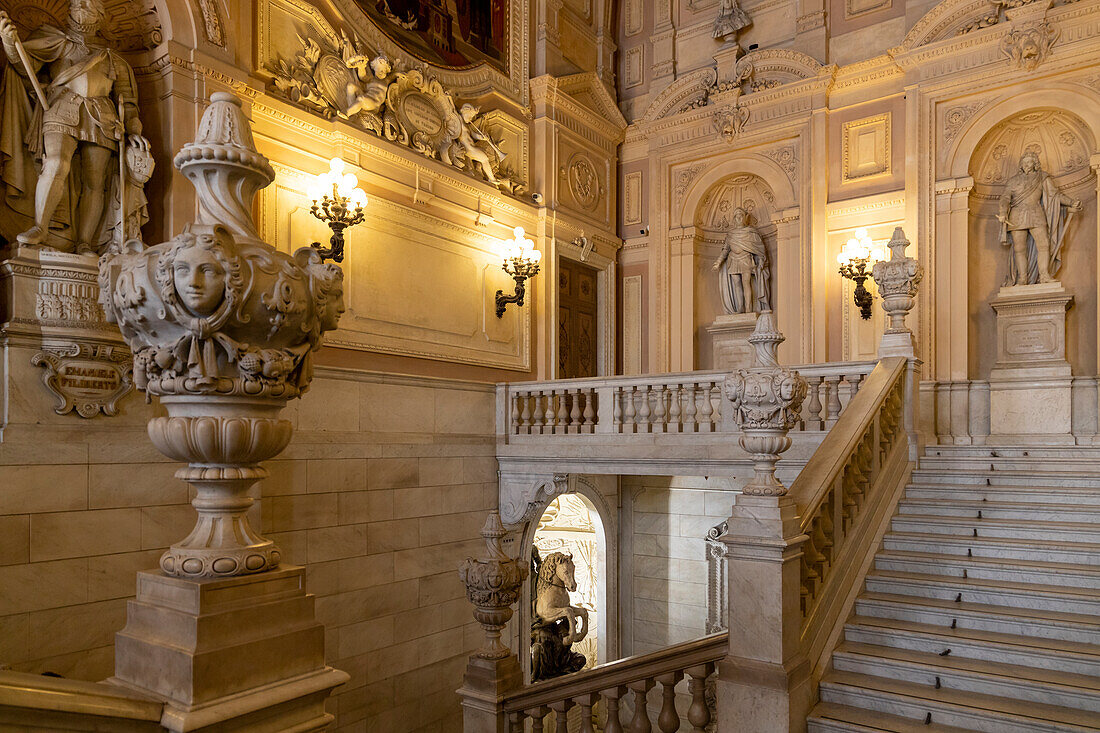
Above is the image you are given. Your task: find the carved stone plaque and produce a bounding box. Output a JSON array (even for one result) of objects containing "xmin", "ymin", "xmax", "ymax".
[
  {"xmin": 31, "ymin": 343, "xmax": 134, "ymax": 418},
  {"xmin": 401, "ymin": 93, "xmax": 444, "ymax": 136}
]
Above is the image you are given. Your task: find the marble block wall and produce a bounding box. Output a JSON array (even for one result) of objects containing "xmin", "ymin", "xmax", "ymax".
[
  {"xmin": 624, "ymin": 476, "xmax": 737, "ymax": 656},
  {"xmin": 0, "ymin": 369, "xmax": 497, "ymax": 732}
]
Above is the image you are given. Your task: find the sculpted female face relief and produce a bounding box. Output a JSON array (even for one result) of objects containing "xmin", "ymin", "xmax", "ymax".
[{"xmin": 173, "ymin": 246, "xmax": 227, "ymax": 317}]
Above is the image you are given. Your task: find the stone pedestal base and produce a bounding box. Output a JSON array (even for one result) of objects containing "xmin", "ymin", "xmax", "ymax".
[
  {"xmin": 988, "ymin": 283, "xmax": 1074, "ymax": 443},
  {"xmin": 112, "ymin": 566, "xmax": 347, "ymax": 732},
  {"xmin": 458, "ymin": 655, "xmax": 522, "ymax": 733},
  {"xmin": 707, "ymin": 312, "xmax": 759, "ymax": 371}
]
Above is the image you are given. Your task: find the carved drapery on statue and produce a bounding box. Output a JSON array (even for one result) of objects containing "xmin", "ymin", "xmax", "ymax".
[
  {"xmin": 997, "ymin": 152, "xmax": 1080, "ymax": 285},
  {"xmin": 713, "ymin": 206, "xmax": 771, "ymax": 314},
  {"xmin": 0, "ymin": 0, "xmax": 152, "ymax": 253},
  {"xmin": 100, "ymin": 92, "xmax": 345, "ymax": 579},
  {"xmin": 270, "ymin": 29, "xmax": 524, "ymax": 194},
  {"xmin": 530, "ymin": 548, "xmax": 589, "ymax": 682}
]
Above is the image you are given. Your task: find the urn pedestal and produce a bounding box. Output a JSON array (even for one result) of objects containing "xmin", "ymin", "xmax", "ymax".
[
  {"xmin": 707, "ymin": 312, "xmax": 759, "ymax": 370},
  {"xmin": 988, "ymin": 283, "xmax": 1074, "ymax": 444}
]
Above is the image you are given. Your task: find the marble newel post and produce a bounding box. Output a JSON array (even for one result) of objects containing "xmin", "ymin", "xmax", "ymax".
[
  {"xmin": 457, "ymin": 513, "xmax": 528, "ymax": 733},
  {"xmin": 99, "ymin": 93, "xmax": 348, "ymax": 731},
  {"xmin": 715, "ymin": 313, "xmax": 812, "ymax": 732}
]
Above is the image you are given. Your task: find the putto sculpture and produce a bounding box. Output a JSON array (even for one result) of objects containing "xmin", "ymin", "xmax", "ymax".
[
  {"xmin": 997, "ymin": 151, "xmax": 1080, "ymax": 286},
  {"xmin": 0, "ymin": 0, "xmax": 153, "ymax": 253},
  {"xmin": 271, "ymin": 29, "xmax": 524, "ymax": 195},
  {"xmin": 100, "ymin": 92, "xmax": 345, "ymax": 578},
  {"xmin": 713, "ymin": 206, "xmax": 771, "ymax": 314},
  {"xmin": 530, "ymin": 548, "xmax": 589, "ymax": 681}
]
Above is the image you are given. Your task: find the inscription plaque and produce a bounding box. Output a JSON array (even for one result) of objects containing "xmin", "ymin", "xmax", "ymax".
[
  {"xmin": 32, "ymin": 343, "xmax": 134, "ymax": 418},
  {"xmin": 401, "ymin": 94, "xmax": 444, "ymax": 136}
]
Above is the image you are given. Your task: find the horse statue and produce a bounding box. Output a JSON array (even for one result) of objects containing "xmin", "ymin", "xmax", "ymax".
[{"xmin": 531, "ymin": 549, "xmax": 589, "ymax": 681}]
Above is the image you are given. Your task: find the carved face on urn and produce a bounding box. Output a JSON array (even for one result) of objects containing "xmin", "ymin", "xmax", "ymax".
[
  {"xmin": 156, "ymin": 226, "xmax": 242, "ymax": 328},
  {"xmin": 296, "ymin": 248, "xmax": 347, "ymax": 333},
  {"xmin": 174, "ymin": 247, "xmax": 227, "ymax": 317}
]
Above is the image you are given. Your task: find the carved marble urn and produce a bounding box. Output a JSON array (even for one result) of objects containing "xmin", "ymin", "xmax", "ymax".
[
  {"xmin": 459, "ymin": 512, "xmax": 529, "ymax": 660},
  {"xmin": 100, "ymin": 92, "xmax": 345, "ymax": 578},
  {"xmin": 723, "ymin": 312, "xmax": 807, "ymax": 496}
]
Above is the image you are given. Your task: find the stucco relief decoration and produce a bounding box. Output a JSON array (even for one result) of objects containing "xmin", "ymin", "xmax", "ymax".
[
  {"xmin": 722, "ymin": 312, "xmax": 807, "ymax": 496},
  {"xmin": 714, "ymin": 104, "xmax": 750, "ymax": 142},
  {"xmin": 100, "ymin": 93, "xmax": 346, "ymax": 580},
  {"xmin": 943, "ymin": 100, "xmax": 991, "ymax": 145},
  {"xmin": 1000, "ymin": 20, "xmax": 1058, "ymax": 71},
  {"xmin": 31, "ymin": 342, "xmax": 133, "ymax": 417},
  {"xmin": 270, "ymin": 28, "xmax": 524, "ymax": 194},
  {"xmin": 0, "ymin": 0, "xmax": 155, "ymax": 253},
  {"xmin": 198, "ymin": 0, "xmax": 225, "ymax": 47},
  {"xmin": 763, "ymin": 145, "xmax": 798, "ymax": 180},
  {"xmin": 566, "ymin": 154, "xmax": 600, "ymax": 210}
]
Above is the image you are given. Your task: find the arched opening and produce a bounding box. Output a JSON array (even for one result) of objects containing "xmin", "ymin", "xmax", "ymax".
[
  {"xmin": 693, "ymin": 173, "xmax": 779, "ymax": 369},
  {"xmin": 530, "ymin": 492, "xmax": 607, "ymax": 678},
  {"xmin": 967, "ymin": 108, "xmax": 1098, "ymax": 378}
]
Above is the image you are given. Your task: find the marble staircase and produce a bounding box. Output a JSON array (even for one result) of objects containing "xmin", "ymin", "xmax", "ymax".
[{"xmin": 807, "ymin": 446, "xmax": 1100, "ymax": 732}]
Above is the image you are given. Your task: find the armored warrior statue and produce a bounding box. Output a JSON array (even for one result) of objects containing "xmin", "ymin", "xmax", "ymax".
[
  {"xmin": 997, "ymin": 151, "xmax": 1081, "ymax": 285},
  {"xmin": 0, "ymin": 0, "xmax": 151, "ymax": 253},
  {"xmin": 713, "ymin": 206, "xmax": 771, "ymax": 314}
]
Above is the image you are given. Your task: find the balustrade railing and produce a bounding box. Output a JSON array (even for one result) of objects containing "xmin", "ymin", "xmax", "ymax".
[
  {"xmin": 501, "ymin": 632, "xmax": 726, "ymax": 733},
  {"xmin": 501, "ymin": 362, "xmax": 875, "ymax": 437},
  {"xmin": 788, "ymin": 355, "xmax": 912, "ymax": 665}
]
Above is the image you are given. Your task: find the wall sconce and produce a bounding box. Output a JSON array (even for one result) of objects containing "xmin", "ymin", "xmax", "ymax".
[
  {"xmin": 837, "ymin": 228, "xmax": 886, "ymax": 320},
  {"xmin": 495, "ymin": 226, "xmax": 542, "ymax": 318},
  {"xmin": 307, "ymin": 157, "xmax": 367, "ymax": 263}
]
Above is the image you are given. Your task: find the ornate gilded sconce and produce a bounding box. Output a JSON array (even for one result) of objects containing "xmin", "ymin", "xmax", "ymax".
[
  {"xmin": 495, "ymin": 226, "xmax": 542, "ymax": 318},
  {"xmin": 837, "ymin": 228, "xmax": 886, "ymax": 320},
  {"xmin": 307, "ymin": 157, "xmax": 367, "ymax": 263}
]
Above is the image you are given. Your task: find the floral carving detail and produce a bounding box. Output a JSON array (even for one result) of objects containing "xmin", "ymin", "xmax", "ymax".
[
  {"xmin": 763, "ymin": 145, "xmax": 798, "ymax": 179},
  {"xmin": 943, "ymin": 100, "xmax": 990, "ymax": 145},
  {"xmin": 872, "ymin": 228, "xmax": 924, "ymax": 335}
]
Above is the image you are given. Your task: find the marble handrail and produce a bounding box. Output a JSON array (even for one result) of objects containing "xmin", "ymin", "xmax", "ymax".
[
  {"xmin": 502, "ymin": 632, "xmax": 727, "ymax": 732},
  {"xmin": 499, "ymin": 361, "xmax": 875, "ymax": 438},
  {"xmin": 788, "ymin": 356, "xmax": 913, "ymax": 669},
  {"xmin": 0, "ymin": 670, "xmax": 162, "ymax": 729}
]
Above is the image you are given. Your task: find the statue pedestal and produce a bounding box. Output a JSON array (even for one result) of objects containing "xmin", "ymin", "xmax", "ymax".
[
  {"xmin": 707, "ymin": 312, "xmax": 759, "ymax": 371},
  {"xmin": 988, "ymin": 283, "xmax": 1074, "ymax": 444},
  {"xmin": 111, "ymin": 566, "xmax": 347, "ymax": 732}
]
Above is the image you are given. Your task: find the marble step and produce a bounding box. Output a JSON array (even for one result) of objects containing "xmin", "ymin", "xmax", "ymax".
[
  {"xmin": 916, "ymin": 456, "xmax": 1100, "ymax": 473},
  {"xmin": 924, "ymin": 446, "xmax": 1100, "ymax": 460},
  {"xmin": 831, "ymin": 642, "xmax": 1100, "ymax": 712},
  {"xmin": 819, "ymin": 671, "xmax": 1100, "ymax": 732},
  {"xmin": 807, "ymin": 702, "xmax": 974, "ymax": 732},
  {"xmin": 896, "ymin": 499, "xmax": 1100, "ymax": 523},
  {"xmin": 903, "ymin": 484, "xmax": 1100, "ymax": 506},
  {"xmin": 863, "ymin": 571, "xmax": 1100, "ymax": 618},
  {"xmin": 843, "ymin": 616, "xmax": 1100, "ymax": 677},
  {"xmin": 907, "ymin": 470, "xmax": 1100, "ymax": 489},
  {"xmin": 889, "ymin": 515, "xmax": 1100, "ymax": 543},
  {"xmin": 882, "ymin": 531, "xmax": 1100, "ymax": 565},
  {"xmin": 872, "ymin": 551, "xmax": 1100, "ymax": 589},
  {"xmin": 855, "ymin": 592, "xmax": 1100, "ymax": 646}
]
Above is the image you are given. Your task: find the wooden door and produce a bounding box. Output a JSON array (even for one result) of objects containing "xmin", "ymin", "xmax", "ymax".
[{"xmin": 558, "ymin": 257, "xmax": 599, "ymax": 378}]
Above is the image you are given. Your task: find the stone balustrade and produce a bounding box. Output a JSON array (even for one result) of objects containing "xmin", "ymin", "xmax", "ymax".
[{"xmin": 500, "ymin": 361, "xmax": 875, "ymax": 438}]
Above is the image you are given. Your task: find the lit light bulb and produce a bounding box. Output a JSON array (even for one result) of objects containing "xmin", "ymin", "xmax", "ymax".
[
  {"xmin": 513, "ymin": 226, "xmax": 525, "ymax": 239},
  {"xmin": 307, "ymin": 181, "xmax": 323, "ymax": 202},
  {"xmin": 329, "ymin": 157, "xmax": 345, "ymax": 175},
  {"xmin": 854, "ymin": 227, "xmax": 868, "ymax": 240},
  {"xmin": 530, "ymin": 248, "xmax": 542, "ymax": 264},
  {"xmin": 351, "ymin": 189, "xmax": 367, "ymax": 208}
]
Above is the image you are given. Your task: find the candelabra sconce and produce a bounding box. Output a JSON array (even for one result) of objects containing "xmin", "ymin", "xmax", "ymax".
[
  {"xmin": 495, "ymin": 226, "xmax": 542, "ymax": 318},
  {"xmin": 307, "ymin": 157, "xmax": 367, "ymax": 263},
  {"xmin": 837, "ymin": 228, "xmax": 887, "ymax": 320}
]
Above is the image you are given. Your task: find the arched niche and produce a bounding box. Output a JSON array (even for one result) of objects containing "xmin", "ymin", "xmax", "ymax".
[
  {"xmin": 693, "ymin": 173, "xmax": 779, "ymax": 369},
  {"xmin": 967, "ymin": 108, "xmax": 1098, "ymax": 378},
  {"xmin": 515, "ymin": 477, "xmax": 618, "ymax": 684}
]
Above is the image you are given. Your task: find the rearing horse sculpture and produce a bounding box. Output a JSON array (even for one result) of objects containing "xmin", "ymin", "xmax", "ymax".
[{"xmin": 534, "ymin": 551, "xmax": 589, "ymax": 645}]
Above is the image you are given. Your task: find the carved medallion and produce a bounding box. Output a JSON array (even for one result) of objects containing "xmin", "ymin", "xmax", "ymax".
[
  {"xmin": 567, "ymin": 155, "xmax": 600, "ymax": 210},
  {"xmin": 31, "ymin": 343, "xmax": 134, "ymax": 418}
]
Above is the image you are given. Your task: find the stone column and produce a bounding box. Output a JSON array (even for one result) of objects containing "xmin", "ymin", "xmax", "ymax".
[
  {"xmin": 100, "ymin": 92, "xmax": 348, "ymax": 731},
  {"xmin": 458, "ymin": 513, "xmax": 528, "ymax": 733},
  {"xmin": 715, "ymin": 314, "xmax": 812, "ymax": 732}
]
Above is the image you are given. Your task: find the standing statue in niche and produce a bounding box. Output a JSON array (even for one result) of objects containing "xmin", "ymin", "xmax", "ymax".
[
  {"xmin": 530, "ymin": 548, "xmax": 588, "ymax": 682},
  {"xmin": 997, "ymin": 151, "xmax": 1081, "ymax": 286},
  {"xmin": 713, "ymin": 206, "xmax": 771, "ymax": 314},
  {"xmin": 713, "ymin": 0, "xmax": 752, "ymax": 44},
  {"xmin": 0, "ymin": 0, "xmax": 152, "ymax": 253}
]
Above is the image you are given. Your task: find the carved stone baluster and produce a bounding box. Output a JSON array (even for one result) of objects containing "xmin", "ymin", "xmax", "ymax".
[
  {"xmin": 549, "ymin": 699, "xmax": 572, "ymax": 733},
  {"xmin": 805, "ymin": 376, "xmax": 823, "ymax": 430},
  {"xmin": 824, "ymin": 375, "xmax": 842, "ymax": 428},
  {"xmin": 602, "ymin": 686, "xmax": 626, "ymax": 733},
  {"xmin": 637, "ymin": 386, "xmax": 652, "ymax": 433},
  {"xmin": 511, "ymin": 393, "xmax": 521, "ymax": 434},
  {"xmin": 520, "ymin": 392, "xmax": 533, "ymax": 434},
  {"xmin": 837, "ymin": 376, "xmax": 854, "ymax": 414},
  {"xmin": 612, "ymin": 387, "xmax": 623, "ymax": 431},
  {"xmin": 623, "ymin": 387, "xmax": 637, "ymax": 433},
  {"xmin": 698, "ymin": 382, "xmax": 715, "ymax": 432},
  {"xmin": 686, "ymin": 664, "xmax": 714, "ymax": 733},
  {"xmin": 627, "ymin": 678, "xmax": 655, "ymax": 733},
  {"xmin": 683, "ymin": 383, "xmax": 698, "ymax": 432},
  {"xmin": 556, "ymin": 390, "xmax": 569, "ymax": 434},
  {"xmin": 570, "ymin": 388, "xmax": 583, "ymax": 433},
  {"xmin": 656, "ymin": 671, "xmax": 683, "ymax": 733},
  {"xmin": 582, "ymin": 389, "xmax": 596, "ymax": 431},
  {"xmin": 652, "ymin": 385, "xmax": 667, "ymax": 432},
  {"xmin": 508, "ymin": 711, "xmax": 524, "ymax": 733},
  {"xmin": 848, "ymin": 372, "xmax": 863, "ymax": 396},
  {"xmin": 527, "ymin": 707, "xmax": 549, "ymax": 733},
  {"xmin": 573, "ymin": 692, "xmax": 599, "ymax": 733},
  {"xmin": 668, "ymin": 385, "xmax": 683, "ymax": 433},
  {"xmin": 535, "ymin": 390, "xmax": 547, "ymax": 434}
]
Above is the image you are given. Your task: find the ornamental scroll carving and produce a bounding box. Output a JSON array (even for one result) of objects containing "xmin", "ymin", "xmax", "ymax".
[
  {"xmin": 270, "ymin": 29, "xmax": 525, "ymax": 195},
  {"xmin": 31, "ymin": 343, "xmax": 133, "ymax": 418}
]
